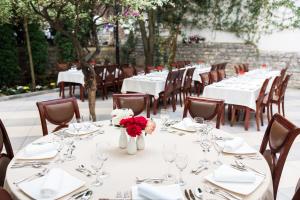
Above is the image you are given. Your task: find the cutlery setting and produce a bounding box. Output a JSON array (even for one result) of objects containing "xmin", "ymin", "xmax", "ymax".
[
  {"xmin": 11, "ymin": 161, "xmax": 49, "ymax": 169},
  {"xmin": 205, "ymin": 185, "xmax": 242, "ymax": 200},
  {"xmin": 191, "ymin": 165, "xmax": 208, "ymax": 175},
  {"xmin": 184, "ymin": 189, "xmax": 197, "ymax": 200},
  {"xmin": 13, "ymin": 168, "xmax": 49, "ymax": 185},
  {"xmin": 234, "ymin": 154, "xmax": 261, "ymax": 160},
  {"xmin": 136, "ymin": 177, "xmax": 164, "ymax": 184},
  {"xmin": 231, "ymin": 160, "xmax": 265, "ymax": 177}
]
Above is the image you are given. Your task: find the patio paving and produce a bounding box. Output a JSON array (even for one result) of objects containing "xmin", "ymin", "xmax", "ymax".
[{"xmin": 0, "ymin": 88, "xmax": 300, "ymax": 199}]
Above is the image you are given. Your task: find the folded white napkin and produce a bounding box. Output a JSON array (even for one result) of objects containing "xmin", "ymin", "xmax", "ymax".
[
  {"xmin": 137, "ymin": 183, "xmax": 176, "ymax": 200},
  {"xmin": 182, "ymin": 118, "xmax": 196, "ymax": 130},
  {"xmin": 223, "ymin": 137, "xmax": 244, "ymax": 152},
  {"xmin": 213, "ymin": 164, "xmax": 256, "ymax": 183},
  {"xmin": 40, "ymin": 168, "xmax": 63, "ymax": 198},
  {"xmin": 24, "ymin": 143, "xmax": 57, "ymax": 157}
]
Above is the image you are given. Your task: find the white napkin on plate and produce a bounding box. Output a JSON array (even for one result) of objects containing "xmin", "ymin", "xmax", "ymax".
[
  {"xmin": 182, "ymin": 118, "xmax": 196, "ymax": 130},
  {"xmin": 223, "ymin": 137, "xmax": 244, "ymax": 152},
  {"xmin": 213, "ymin": 164, "xmax": 256, "ymax": 183},
  {"xmin": 40, "ymin": 168, "xmax": 64, "ymax": 198},
  {"xmin": 136, "ymin": 183, "xmax": 180, "ymax": 200},
  {"xmin": 24, "ymin": 143, "xmax": 57, "ymax": 157}
]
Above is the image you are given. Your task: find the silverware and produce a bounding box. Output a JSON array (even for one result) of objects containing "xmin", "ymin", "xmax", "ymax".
[
  {"xmin": 79, "ymin": 165, "xmax": 96, "ymax": 175},
  {"xmin": 76, "ymin": 168, "xmax": 92, "ymax": 177},
  {"xmin": 136, "ymin": 177, "xmax": 164, "ymax": 184},
  {"xmin": 234, "ymin": 160, "xmax": 266, "ymax": 176},
  {"xmin": 11, "ymin": 163, "xmax": 44, "ymax": 169},
  {"xmin": 13, "ymin": 168, "xmax": 49, "ymax": 185},
  {"xmin": 234, "ymin": 155, "xmax": 261, "ymax": 160},
  {"xmin": 66, "ymin": 188, "xmax": 89, "ymax": 200},
  {"xmin": 189, "ymin": 189, "xmax": 196, "ymax": 200},
  {"xmin": 77, "ymin": 190, "xmax": 93, "ymax": 200},
  {"xmin": 184, "ymin": 189, "xmax": 191, "ymax": 200},
  {"xmin": 209, "ymin": 187, "xmax": 242, "ymax": 200},
  {"xmin": 205, "ymin": 186, "xmax": 231, "ymax": 200},
  {"xmin": 194, "ymin": 188, "xmax": 203, "ymax": 199},
  {"xmin": 195, "ymin": 166, "xmax": 208, "ymax": 175},
  {"xmin": 191, "ymin": 165, "xmax": 204, "ymax": 173}
]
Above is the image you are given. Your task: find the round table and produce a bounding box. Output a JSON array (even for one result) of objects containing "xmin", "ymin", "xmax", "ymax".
[{"xmin": 5, "ymin": 120, "xmax": 273, "ymax": 200}]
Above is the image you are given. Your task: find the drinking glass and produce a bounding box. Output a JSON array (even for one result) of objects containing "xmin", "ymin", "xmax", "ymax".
[
  {"xmin": 64, "ymin": 138, "xmax": 76, "ymax": 161},
  {"xmin": 199, "ymin": 133, "xmax": 212, "ymax": 166},
  {"xmin": 213, "ymin": 139, "xmax": 224, "ymax": 166},
  {"xmin": 162, "ymin": 144, "xmax": 176, "ymax": 181},
  {"xmin": 175, "ymin": 153, "xmax": 188, "ymax": 186},
  {"xmin": 92, "ymin": 142, "xmax": 110, "ymax": 186},
  {"xmin": 160, "ymin": 109, "xmax": 170, "ymax": 131}
]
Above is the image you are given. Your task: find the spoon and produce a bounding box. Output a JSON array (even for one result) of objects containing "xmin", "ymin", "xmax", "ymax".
[
  {"xmin": 79, "ymin": 165, "xmax": 96, "ymax": 175},
  {"xmin": 194, "ymin": 188, "xmax": 203, "ymax": 199}
]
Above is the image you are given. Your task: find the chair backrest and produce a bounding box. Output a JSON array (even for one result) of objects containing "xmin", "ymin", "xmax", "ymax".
[
  {"xmin": 113, "ymin": 93, "xmax": 150, "ymax": 118},
  {"xmin": 183, "ymin": 97, "xmax": 224, "ymax": 129},
  {"xmin": 0, "ymin": 120, "xmax": 14, "ymax": 187},
  {"xmin": 259, "ymin": 114, "xmax": 300, "ymax": 199},
  {"xmin": 122, "ymin": 65, "xmax": 137, "ymax": 78},
  {"xmin": 164, "ymin": 70, "xmax": 178, "ymax": 96},
  {"xmin": 104, "ymin": 64, "xmax": 118, "ymax": 84},
  {"xmin": 209, "ymin": 70, "xmax": 219, "ymax": 84},
  {"xmin": 266, "ymin": 76, "xmax": 280, "ymax": 104},
  {"xmin": 210, "ymin": 64, "xmax": 218, "ymax": 71},
  {"xmin": 256, "ymin": 79, "xmax": 270, "ymax": 109},
  {"xmin": 242, "ymin": 63, "xmax": 249, "ymax": 72},
  {"xmin": 278, "ymin": 74, "xmax": 291, "ymax": 101},
  {"xmin": 183, "ymin": 67, "xmax": 196, "ymax": 90},
  {"xmin": 175, "ymin": 69, "xmax": 186, "ymax": 90},
  {"xmin": 36, "ymin": 97, "xmax": 80, "ymax": 136},
  {"xmin": 293, "ymin": 179, "xmax": 300, "ymax": 200},
  {"xmin": 217, "ymin": 69, "xmax": 226, "ymax": 81},
  {"xmin": 200, "ymin": 72, "xmax": 210, "ymax": 86},
  {"xmin": 94, "ymin": 64, "xmax": 105, "ymax": 87},
  {"xmin": 216, "ymin": 62, "xmax": 227, "ymax": 70},
  {"xmin": 234, "ymin": 65, "xmax": 239, "ymax": 74},
  {"xmin": 0, "ymin": 188, "xmax": 13, "ymax": 200}
]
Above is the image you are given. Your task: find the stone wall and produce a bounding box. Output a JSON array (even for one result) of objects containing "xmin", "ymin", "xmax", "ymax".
[{"xmin": 135, "ymin": 42, "xmax": 300, "ymax": 88}]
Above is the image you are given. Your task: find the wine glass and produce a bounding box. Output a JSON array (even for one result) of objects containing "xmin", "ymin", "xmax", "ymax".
[
  {"xmin": 162, "ymin": 144, "xmax": 176, "ymax": 181},
  {"xmin": 160, "ymin": 109, "xmax": 170, "ymax": 131},
  {"xmin": 64, "ymin": 138, "xmax": 76, "ymax": 161},
  {"xmin": 175, "ymin": 153, "xmax": 188, "ymax": 186},
  {"xmin": 213, "ymin": 139, "xmax": 224, "ymax": 166},
  {"xmin": 199, "ymin": 133, "xmax": 212, "ymax": 166},
  {"xmin": 193, "ymin": 117, "xmax": 204, "ymax": 142},
  {"xmin": 91, "ymin": 143, "xmax": 110, "ymax": 186}
]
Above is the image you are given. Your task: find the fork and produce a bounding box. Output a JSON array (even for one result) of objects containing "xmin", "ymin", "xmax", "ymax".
[
  {"xmin": 13, "ymin": 168, "xmax": 49, "ymax": 185},
  {"xmin": 235, "ymin": 160, "xmax": 266, "ymax": 176}
]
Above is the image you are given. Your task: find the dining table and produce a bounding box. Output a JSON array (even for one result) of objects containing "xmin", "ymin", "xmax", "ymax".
[
  {"xmin": 4, "ymin": 119, "xmax": 273, "ymax": 200},
  {"xmin": 121, "ymin": 64, "xmax": 211, "ymax": 115}
]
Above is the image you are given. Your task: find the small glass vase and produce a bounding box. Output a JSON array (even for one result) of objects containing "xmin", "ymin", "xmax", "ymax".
[
  {"xmin": 137, "ymin": 134, "xmax": 145, "ymax": 150},
  {"xmin": 119, "ymin": 128, "xmax": 127, "ymax": 149},
  {"xmin": 127, "ymin": 137, "xmax": 137, "ymax": 155}
]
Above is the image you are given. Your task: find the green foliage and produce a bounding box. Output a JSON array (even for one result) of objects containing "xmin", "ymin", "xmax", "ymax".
[
  {"xmin": 28, "ymin": 23, "xmax": 48, "ymax": 74},
  {"xmin": 0, "ymin": 24, "xmax": 20, "ymax": 87},
  {"xmin": 55, "ymin": 33, "xmax": 76, "ymax": 62},
  {"xmin": 121, "ymin": 31, "xmax": 137, "ymax": 64}
]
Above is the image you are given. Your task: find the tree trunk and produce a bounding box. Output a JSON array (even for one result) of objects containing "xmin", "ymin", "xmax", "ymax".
[
  {"xmin": 168, "ymin": 25, "xmax": 180, "ymax": 65},
  {"xmin": 24, "ymin": 18, "xmax": 36, "ymax": 91}
]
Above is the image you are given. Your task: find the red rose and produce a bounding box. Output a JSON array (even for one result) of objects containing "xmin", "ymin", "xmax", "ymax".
[
  {"xmin": 134, "ymin": 116, "xmax": 148, "ymax": 129},
  {"xmin": 126, "ymin": 124, "xmax": 142, "ymax": 137}
]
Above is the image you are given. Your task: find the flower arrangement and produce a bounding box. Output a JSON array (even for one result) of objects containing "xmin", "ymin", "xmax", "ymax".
[
  {"xmin": 262, "ymin": 63, "xmax": 267, "ymax": 68},
  {"xmin": 155, "ymin": 65, "xmax": 164, "ymax": 71},
  {"xmin": 111, "ymin": 109, "xmax": 134, "ymax": 126},
  {"xmin": 120, "ymin": 116, "xmax": 156, "ymax": 137}
]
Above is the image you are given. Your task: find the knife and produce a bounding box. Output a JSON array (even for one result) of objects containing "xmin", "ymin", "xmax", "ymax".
[
  {"xmin": 189, "ymin": 189, "xmax": 196, "ymax": 200},
  {"xmin": 184, "ymin": 189, "xmax": 191, "ymax": 200},
  {"xmin": 80, "ymin": 190, "xmax": 93, "ymax": 200}
]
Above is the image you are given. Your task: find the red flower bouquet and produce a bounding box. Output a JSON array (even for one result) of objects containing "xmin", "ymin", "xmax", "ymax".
[{"xmin": 119, "ymin": 116, "xmax": 155, "ymax": 137}]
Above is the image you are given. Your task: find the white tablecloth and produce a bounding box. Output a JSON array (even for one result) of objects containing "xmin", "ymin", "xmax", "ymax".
[
  {"xmin": 203, "ymin": 69, "xmax": 280, "ymax": 110},
  {"xmin": 5, "ymin": 119, "xmax": 273, "ymax": 200},
  {"xmin": 57, "ymin": 69, "xmax": 85, "ymax": 85},
  {"xmin": 121, "ymin": 64, "xmax": 211, "ymax": 98}
]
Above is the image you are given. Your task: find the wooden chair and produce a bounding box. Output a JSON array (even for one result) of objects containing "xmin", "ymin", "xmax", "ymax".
[
  {"xmin": 36, "ymin": 97, "xmax": 80, "ymax": 136},
  {"xmin": 103, "ymin": 64, "xmax": 118, "ymax": 99},
  {"xmin": 271, "ymin": 74, "xmax": 291, "ymax": 117},
  {"xmin": 182, "ymin": 67, "xmax": 195, "ymax": 102},
  {"xmin": 217, "ymin": 69, "xmax": 226, "ymax": 81},
  {"xmin": 113, "ymin": 93, "xmax": 150, "ymax": 118},
  {"xmin": 183, "ymin": 97, "xmax": 224, "ymax": 129},
  {"xmin": 231, "ymin": 78, "xmax": 270, "ymax": 131},
  {"xmin": 216, "ymin": 62, "xmax": 227, "ymax": 70},
  {"xmin": 197, "ymin": 72, "xmax": 210, "ymax": 96},
  {"xmin": 292, "ymin": 179, "xmax": 300, "ymax": 200},
  {"xmin": 260, "ymin": 113, "xmax": 300, "ymax": 199},
  {"xmin": 174, "ymin": 69, "xmax": 186, "ymax": 107},
  {"xmin": 209, "ymin": 70, "xmax": 219, "ymax": 84},
  {"xmin": 210, "ymin": 64, "xmax": 218, "ymax": 71},
  {"xmin": 242, "ymin": 63, "xmax": 249, "ymax": 72},
  {"xmin": 0, "ymin": 188, "xmax": 13, "ymax": 200},
  {"xmin": 156, "ymin": 70, "xmax": 178, "ymax": 112},
  {"xmin": 234, "ymin": 64, "xmax": 240, "ymax": 75},
  {"xmin": 0, "ymin": 120, "xmax": 14, "ymax": 187},
  {"xmin": 261, "ymin": 76, "xmax": 280, "ymax": 123},
  {"xmin": 94, "ymin": 64, "xmax": 105, "ymax": 100}
]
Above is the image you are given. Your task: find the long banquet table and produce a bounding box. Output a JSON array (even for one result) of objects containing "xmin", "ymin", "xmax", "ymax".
[{"xmin": 5, "ymin": 119, "xmax": 273, "ymax": 200}]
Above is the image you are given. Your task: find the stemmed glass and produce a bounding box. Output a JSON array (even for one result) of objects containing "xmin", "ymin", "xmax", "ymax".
[
  {"xmin": 213, "ymin": 138, "xmax": 224, "ymax": 166},
  {"xmin": 199, "ymin": 131, "xmax": 212, "ymax": 166},
  {"xmin": 175, "ymin": 153, "xmax": 188, "ymax": 186},
  {"xmin": 162, "ymin": 144, "xmax": 176, "ymax": 181},
  {"xmin": 160, "ymin": 109, "xmax": 170, "ymax": 131},
  {"xmin": 64, "ymin": 137, "xmax": 76, "ymax": 161},
  {"xmin": 81, "ymin": 115, "xmax": 92, "ymax": 130},
  {"xmin": 193, "ymin": 117, "xmax": 204, "ymax": 142},
  {"xmin": 92, "ymin": 142, "xmax": 110, "ymax": 187}
]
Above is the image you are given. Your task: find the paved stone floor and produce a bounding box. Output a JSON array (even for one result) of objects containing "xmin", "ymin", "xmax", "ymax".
[{"xmin": 0, "ymin": 88, "xmax": 299, "ymax": 199}]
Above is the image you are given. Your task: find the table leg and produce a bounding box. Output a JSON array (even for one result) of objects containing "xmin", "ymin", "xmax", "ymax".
[
  {"xmin": 244, "ymin": 108, "xmax": 251, "ymax": 131},
  {"xmin": 61, "ymin": 82, "xmax": 65, "ymax": 98},
  {"xmin": 80, "ymin": 85, "xmax": 84, "ymax": 102}
]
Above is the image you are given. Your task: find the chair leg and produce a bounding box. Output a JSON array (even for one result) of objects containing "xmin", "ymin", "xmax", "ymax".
[
  {"xmin": 163, "ymin": 97, "xmax": 167, "ymax": 109},
  {"xmin": 260, "ymin": 107, "xmax": 264, "ymax": 126},
  {"xmin": 255, "ymin": 110, "xmax": 260, "ymax": 131},
  {"xmin": 244, "ymin": 108, "xmax": 251, "ymax": 131},
  {"xmin": 179, "ymin": 91, "xmax": 183, "ymax": 107},
  {"xmin": 282, "ymin": 100, "xmax": 285, "ymax": 117},
  {"xmin": 153, "ymin": 98, "xmax": 158, "ymax": 115},
  {"xmin": 230, "ymin": 107, "xmax": 236, "ymax": 127},
  {"xmin": 267, "ymin": 105, "xmax": 270, "ymax": 122},
  {"xmin": 172, "ymin": 95, "xmax": 176, "ymax": 112},
  {"xmin": 277, "ymin": 102, "xmax": 281, "ymax": 114}
]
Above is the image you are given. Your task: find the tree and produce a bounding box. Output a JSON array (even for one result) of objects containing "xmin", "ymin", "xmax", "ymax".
[{"xmin": 24, "ymin": 0, "xmax": 168, "ymax": 120}]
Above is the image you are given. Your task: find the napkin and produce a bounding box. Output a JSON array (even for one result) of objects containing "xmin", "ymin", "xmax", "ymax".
[
  {"xmin": 213, "ymin": 164, "xmax": 256, "ymax": 183},
  {"xmin": 182, "ymin": 118, "xmax": 196, "ymax": 130},
  {"xmin": 223, "ymin": 137, "xmax": 244, "ymax": 152},
  {"xmin": 40, "ymin": 168, "xmax": 63, "ymax": 198},
  {"xmin": 135, "ymin": 183, "xmax": 182, "ymax": 200},
  {"xmin": 24, "ymin": 143, "xmax": 58, "ymax": 157}
]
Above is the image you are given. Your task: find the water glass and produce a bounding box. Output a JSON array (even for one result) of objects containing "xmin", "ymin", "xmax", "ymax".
[
  {"xmin": 175, "ymin": 154, "xmax": 188, "ymax": 186},
  {"xmin": 213, "ymin": 140, "xmax": 224, "ymax": 166},
  {"xmin": 92, "ymin": 142, "xmax": 110, "ymax": 186},
  {"xmin": 199, "ymin": 134, "xmax": 212, "ymax": 166},
  {"xmin": 160, "ymin": 109, "xmax": 170, "ymax": 131},
  {"xmin": 193, "ymin": 117, "xmax": 204, "ymax": 141}
]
